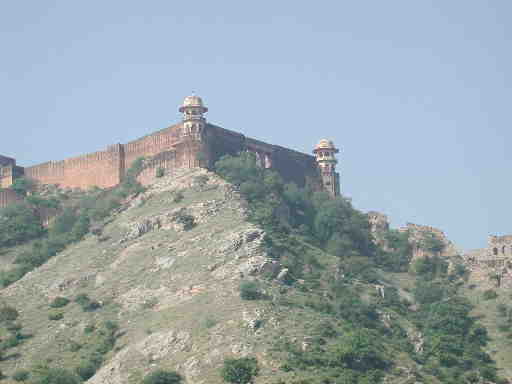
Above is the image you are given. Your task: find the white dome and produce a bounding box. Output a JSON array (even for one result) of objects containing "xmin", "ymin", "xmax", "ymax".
[{"xmin": 179, "ymin": 95, "xmax": 208, "ymax": 112}]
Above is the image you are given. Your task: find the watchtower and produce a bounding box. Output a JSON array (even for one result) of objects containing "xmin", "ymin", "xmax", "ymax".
[
  {"xmin": 179, "ymin": 94, "xmax": 208, "ymax": 141},
  {"xmin": 313, "ymin": 139, "xmax": 340, "ymax": 197}
]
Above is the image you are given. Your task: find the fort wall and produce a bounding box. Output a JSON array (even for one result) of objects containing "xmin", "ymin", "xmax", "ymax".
[
  {"xmin": 2, "ymin": 119, "xmax": 323, "ymax": 199},
  {"xmin": 207, "ymin": 124, "xmax": 321, "ymax": 189},
  {"xmin": 0, "ymin": 189, "xmax": 22, "ymax": 209},
  {"xmin": 24, "ymin": 145, "xmax": 123, "ymax": 189}
]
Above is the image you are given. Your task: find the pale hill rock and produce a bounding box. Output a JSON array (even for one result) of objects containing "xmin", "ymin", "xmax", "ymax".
[{"xmin": 1, "ymin": 169, "xmax": 280, "ymax": 384}]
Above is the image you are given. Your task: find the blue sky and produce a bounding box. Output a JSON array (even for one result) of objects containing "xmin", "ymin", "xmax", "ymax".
[{"xmin": 1, "ymin": 1, "xmax": 510, "ymax": 249}]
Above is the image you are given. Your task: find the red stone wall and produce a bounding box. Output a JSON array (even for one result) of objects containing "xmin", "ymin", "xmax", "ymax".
[
  {"xmin": 25, "ymin": 145, "xmax": 123, "ymax": 189},
  {"xmin": 0, "ymin": 189, "xmax": 22, "ymax": 209},
  {"xmin": 122, "ymin": 124, "xmax": 180, "ymax": 172},
  {"xmin": 7, "ymin": 122, "xmax": 322, "ymax": 196},
  {"xmin": 206, "ymin": 124, "xmax": 322, "ymax": 190}
]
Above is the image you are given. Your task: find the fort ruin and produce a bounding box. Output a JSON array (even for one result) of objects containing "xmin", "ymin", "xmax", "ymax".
[{"xmin": 0, "ymin": 95, "xmax": 340, "ymax": 208}]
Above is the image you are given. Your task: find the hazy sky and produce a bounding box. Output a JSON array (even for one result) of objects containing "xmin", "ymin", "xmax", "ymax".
[{"xmin": 1, "ymin": 1, "xmax": 510, "ymax": 250}]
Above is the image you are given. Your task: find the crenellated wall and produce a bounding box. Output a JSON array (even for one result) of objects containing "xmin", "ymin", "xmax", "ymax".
[
  {"xmin": 25, "ymin": 145, "xmax": 124, "ymax": 190},
  {"xmin": 0, "ymin": 189, "xmax": 22, "ymax": 209},
  {"xmin": 2, "ymin": 121, "xmax": 323, "ymax": 200}
]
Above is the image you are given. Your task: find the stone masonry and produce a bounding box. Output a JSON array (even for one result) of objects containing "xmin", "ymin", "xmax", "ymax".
[{"xmin": 0, "ymin": 95, "xmax": 341, "ymax": 209}]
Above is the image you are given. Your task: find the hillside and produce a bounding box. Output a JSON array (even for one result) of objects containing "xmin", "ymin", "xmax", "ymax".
[{"xmin": 0, "ymin": 158, "xmax": 509, "ymax": 384}]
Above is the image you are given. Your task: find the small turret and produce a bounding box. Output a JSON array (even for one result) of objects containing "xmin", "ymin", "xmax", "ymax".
[
  {"xmin": 179, "ymin": 94, "xmax": 208, "ymax": 140},
  {"xmin": 313, "ymin": 139, "xmax": 340, "ymax": 197}
]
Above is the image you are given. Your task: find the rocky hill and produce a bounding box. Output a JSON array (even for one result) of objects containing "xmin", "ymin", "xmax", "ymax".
[{"xmin": 0, "ymin": 160, "xmax": 509, "ymax": 384}]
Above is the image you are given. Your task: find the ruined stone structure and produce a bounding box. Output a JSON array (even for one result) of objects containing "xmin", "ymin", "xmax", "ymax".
[
  {"xmin": 367, "ymin": 211, "xmax": 459, "ymax": 259},
  {"xmin": 398, "ymin": 222, "xmax": 459, "ymax": 259},
  {"xmin": 0, "ymin": 95, "xmax": 340, "ymax": 209},
  {"xmin": 463, "ymin": 235, "xmax": 512, "ymax": 289},
  {"xmin": 488, "ymin": 235, "xmax": 512, "ymax": 258}
]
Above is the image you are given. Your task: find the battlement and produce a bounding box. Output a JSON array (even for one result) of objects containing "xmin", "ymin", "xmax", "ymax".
[{"xmin": 0, "ymin": 95, "xmax": 337, "ymax": 209}]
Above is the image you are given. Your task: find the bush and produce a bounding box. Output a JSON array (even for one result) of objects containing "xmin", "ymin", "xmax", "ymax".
[
  {"xmin": 12, "ymin": 369, "xmax": 29, "ymax": 382},
  {"xmin": 84, "ymin": 324, "xmax": 95, "ymax": 334},
  {"xmin": 30, "ymin": 367, "xmax": 80, "ymax": 384},
  {"xmin": 49, "ymin": 297, "xmax": 70, "ymax": 308},
  {"xmin": 48, "ymin": 311, "xmax": 64, "ymax": 321},
  {"xmin": 75, "ymin": 294, "xmax": 101, "ymax": 312},
  {"xmin": 75, "ymin": 360, "xmax": 99, "ymax": 381},
  {"xmin": 483, "ymin": 290, "xmax": 498, "ymax": 300},
  {"xmin": 221, "ymin": 357, "xmax": 259, "ymax": 384},
  {"xmin": 0, "ymin": 203, "xmax": 45, "ymax": 247},
  {"xmin": 69, "ymin": 341, "xmax": 82, "ymax": 352},
  {"xmin": 10, "ymin": 177, "xmax": 35, "ymax": 196},
  {"xmin": 174, "ymin": 209, "xmax": 195, "ymax": 230},
  {"xmin": 172, "ymin": 190, "xmax": 184, "ymax": 203},
  {"xmin": 156, "ymin": 167, "xmax": 165, "ymax": 178},
  {"xmin": 239, "ymin": 281, "xmax": 261, "ymax": 300},
  {"xmin": 0, "ymin": 305, "xmax": 19, "ymax": 322},
  {"xmin": 142, "ymin": 369, "xmax": 182, "ymax": 384}
]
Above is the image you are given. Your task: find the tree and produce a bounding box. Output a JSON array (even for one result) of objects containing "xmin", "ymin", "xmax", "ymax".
[
  {"xmin": 30, "ymin": 367, "xmax": 80, "ymax": 384},
  {"xmin": 215, "ymin": 152, "xmax": 262, "ymax": 186},
  {"xmin": 221, "ymin": 357, "xmax": 259, "ymax": 384},
  {"xmin": 10, "ymin": 177, "xmax": 35, "ymax": 196},
  {"xmin": 142, "ymin": 370, "xmax": 182, "ymax": 384},
  {"xmin": 330, "ymin": 329, "xmax": 388, "ymax": 372},
  {"xmin": 0, "ymin": 203, "xmax": 45, "ymax": 247}
]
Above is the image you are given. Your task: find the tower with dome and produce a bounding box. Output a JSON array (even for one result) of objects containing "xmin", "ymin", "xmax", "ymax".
[{"xmin": 313, "ymin": 139, "xmax": 340, "ymax": 197}]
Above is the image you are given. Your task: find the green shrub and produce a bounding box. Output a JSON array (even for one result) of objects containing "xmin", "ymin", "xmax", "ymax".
[
  {"xmin": 69, "ymin": 341, "xmax": 82, "ymax": 352},
  {"xmin": 175, "ymin": 211, "xmax": 195, "ymax": 230},
  {"xmin": 1, "ymin": 334, "xmax": 21, "ymax": 350},
  {"xmin": 49, "ymin": 297, "xmax": 70, "ymax": 308},
  {"xmin": 0, "ymin": 203, "xmax": 45, "ymax": 247},
  {"xmin": 142, "ymin": 369, "xmax": 182, "ymax": 384},
  {"xmin": 84, "ymin": 324, "xmax": 95, "ymax": 334},
  {"xmin": 483, "ymin": 290, "xmax": 498, "ymax": 300},
  {"xmin": 221, "ymin": 357, "xmax": 259, "ymax": 384},
  {"xmin": 48, "ymin": 311, "xmax": 64, "ymax": 321},
  {"xmin": 10, "ymin": 177, "xmax": 35, "ymax": 196},
  {"xmin": 0, "ymin": 305, "xmax": 19, "ymax": 322},
  {"xmin": 75, "ymin": 360, "xmax": 99, "ymax": 381},
  {"xmin": 239, "ymin": 281, "xmax": 261, "ymax": 300},
  {"xmin": 30, "ymin": 367, "xmax": 80, "ymax": 384},
  {"xmin": 75, "ymin": 294, "xmax": 101, "ymax": 312},
  {"xmin": 172, "ymin": 190, "xmax": 184, "ymax": 203},
  {"xmin": 204, "ymin": 317, "xmax": 217, "ymax": 329},
  {"xmin": 156, "ymin": 167, "xmax": 165, "ymax": 178},
  {"xmin": 12, "ymin": 369, "xmax": 29, "ymax": 382}
]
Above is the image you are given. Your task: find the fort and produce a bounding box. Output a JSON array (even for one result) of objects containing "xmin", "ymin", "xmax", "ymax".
[{"xmin": 0, "ymin": 95, "xmax": 340, "ymax": 209}]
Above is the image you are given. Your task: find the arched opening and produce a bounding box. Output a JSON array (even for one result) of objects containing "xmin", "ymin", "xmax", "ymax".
[
  {"xmin": 503, "ymin": 246, "xmax": 506, "ymax": 255},
  {"xmin": 493, "ymin": 247, "xmax": 498, "ymax": 256}
]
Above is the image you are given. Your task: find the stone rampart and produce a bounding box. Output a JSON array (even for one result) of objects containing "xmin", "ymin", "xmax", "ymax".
[
  {"xmin": 207, "ymin": 124, "xmax": 321, "ymax": 189},
  {"xmin": 3, "ymin": 121, "xmax": 322, "ymax": 198},
  {"xmin": 122, "ymin": 124, "xmax": 180, "ymax": 171},
  {"xmin": 25, "ymin": 145, "xmax": 123, "ymax": 189},
  {"xmin": 0, "ymin": 189, "xmax": 22, "ymax": 209}
]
